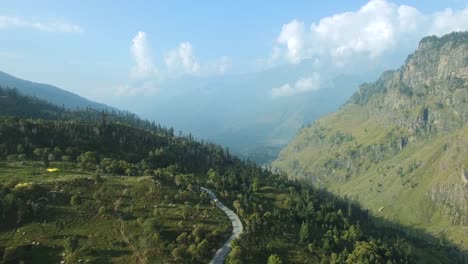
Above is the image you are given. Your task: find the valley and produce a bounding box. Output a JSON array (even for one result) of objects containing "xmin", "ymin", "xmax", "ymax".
[
  {"xmin": 1, "ymin": 2, "xmax": 468, "ymax": 262},
  {"xmin": 0, "ymin": 81, "xmax": 466, "ymax": 263}
]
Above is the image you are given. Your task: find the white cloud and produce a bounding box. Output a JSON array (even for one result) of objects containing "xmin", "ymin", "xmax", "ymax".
[
  {"xmin": 130, "ymin": 31, "xmax": 158, "ymax": 78},
  {"xmin": 430, "ymin": 8, "xmax": 468, "ymax": 36},
  {"xmin": 121, "ymin": 32, "xmax": 229, "ymax": 96},
  {"xmin": 165, "ymin": 42, "xmax": 200, "ymax": 75},
  {"xmin": 120, "ymin": 31, "xmax": 159, "ymax": 96},
  {"xmin": 277, "ymin": 19, "xmax": 306, "ymax": 64},
  {"xmin": 272, "ymin": 0, "xmax": 468, "ymax": 66},
  {"xmin": 272, "ymin": 73, "xmax": 320, "ymax": 98},
  {"xmin": 0, "ymin": 15, "xmax": 83, "ymax": 33},
  {"xmin": 267, "ymin": 0, "xmax": 468, "ymax": 98}
]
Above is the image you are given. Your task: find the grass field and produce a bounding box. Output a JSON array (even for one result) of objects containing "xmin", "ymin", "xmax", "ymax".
[{"xmin": 0, "ymin": 162, "xmax": 230, "ymax": 263}]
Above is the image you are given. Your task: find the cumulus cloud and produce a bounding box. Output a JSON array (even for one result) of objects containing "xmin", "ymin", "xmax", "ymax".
[
  {"xmin": 272, "ymin": 0, "xmax": 468, "ymax": 65},
  {"xmin": 269, "ymin": 0, "xmax": 468, "ymax": 97},
  {"xmin": 277, "ymin": 20, "xmax": 306, "ymax": 64},
  {"xmin": 121, "ymin": 32, "xmax": 229, "ymax": 96},
  {"xmin": 165, "ymin": 42, "xmax": 200, "ymax": 75},
  {"xmin": 130, "ymin": 31, "xmax": 158, "ymax": 78},
  {"xmin": 272, "ymin": 73, "xmax": 320, "ymax": 98},
  {"xmin": 123, "ymin": 31, "xmax": 160, "ymax": 96},
  {"xmin": 0, "ymin": 15, "xmax": 83, "ymax": 33}
]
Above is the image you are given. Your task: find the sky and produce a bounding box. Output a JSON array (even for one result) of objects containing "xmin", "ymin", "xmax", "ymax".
[{"xmin": 0, "ymin": 0, "xmax": 468, "ymax": 103}]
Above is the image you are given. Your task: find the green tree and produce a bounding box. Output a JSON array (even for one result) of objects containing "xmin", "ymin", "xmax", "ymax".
[
  {"xmin": 233, "ymin": 200, "xmax": 241, "ymax": 214},
  {"xmin": 252, "ymin": 177, "xmax": 260, "ymax": 192},
  {"xmin": 226, "ymin": 240, "xmax": 243, "ymax": 264},
  {"xmin": 47, "ymin": 153, "xmax": 55, "ymax": 162},
  {"xmin": 299, "ymin": 221, "xmax": 309, "ymax": 244},
  {"xmin": 346, "ymin": 240, "xmax": 385, "ymax": 264},
  {"xmin": 33, "ymin": 148, "xmax": 43, "ymax": 160},
  {"xmin": 78, "ymin": 151, "xmax": 98, "ymax": 171},
  {"xmin": 16, "ymin": 144, "xmax": 24, "ymax": 154},
  {"xmin": 267, "ymin": 254, "xmax": 283, "ymax": 264},
  {"xmin": 207, "ymin": 168, "xmax": 219, "ymax": 183}
]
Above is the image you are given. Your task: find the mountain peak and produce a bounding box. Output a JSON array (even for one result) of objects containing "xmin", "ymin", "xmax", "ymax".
[{"xmin": 418, "ymin": 31, "xmax": 468, "ymax": 51}]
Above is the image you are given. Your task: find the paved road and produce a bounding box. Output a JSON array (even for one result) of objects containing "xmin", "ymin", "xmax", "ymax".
[{"xmin": 201, "ymin": 187, "xmax": 243, "ymax": 264}]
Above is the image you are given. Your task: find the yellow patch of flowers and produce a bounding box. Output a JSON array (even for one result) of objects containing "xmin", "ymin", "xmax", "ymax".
[{"xmin": 14, "ymin": 182, "xmax": 32, "ymax": 189}]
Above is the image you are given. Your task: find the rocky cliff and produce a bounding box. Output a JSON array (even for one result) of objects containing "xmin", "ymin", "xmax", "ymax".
[{"xmin": 273, "ymin": 32, "xmax": 468, "ymax": 248}]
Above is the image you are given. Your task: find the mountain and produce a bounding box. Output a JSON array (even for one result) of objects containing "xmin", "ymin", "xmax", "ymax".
[
  {"xmin": 273, "ymin": 32, "xmax": 468, "ymax": 249},
  {"xmin": 0, "ymin": 86, "xmax": 169, "ymax": 133},
  {"xmin": 116, "ymin": 60, "xmax": 382, "ymax": 164},
  {"xmin": 0, "ymin": 85, "xmax": 464, "ymax": 263},
  {"xmin": 0, "ymin": 70, "xmax": 112, "ymax": 110}
]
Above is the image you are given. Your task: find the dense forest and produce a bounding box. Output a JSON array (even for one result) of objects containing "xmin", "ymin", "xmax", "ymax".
[{"xmin": 0, "ymin": 87, "xmax": 466, "ymax": 263}]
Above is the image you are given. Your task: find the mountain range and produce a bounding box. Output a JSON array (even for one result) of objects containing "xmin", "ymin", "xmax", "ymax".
[
  {"xmin": 0, "ymin": 60, "xmax": 384, "ymax": 164},
  {"xmin": 115, "ymin": 61, "xmax": 386, "ymax": 163}
]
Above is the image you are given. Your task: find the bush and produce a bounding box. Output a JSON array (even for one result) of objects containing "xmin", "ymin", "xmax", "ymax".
[
  {"xmin": 6, "ymin": 155, "xmax": 17, "ymax": 162},
  {"xmin": 70, "ymin": 195, "xmax": 82, "ymax": 206}
]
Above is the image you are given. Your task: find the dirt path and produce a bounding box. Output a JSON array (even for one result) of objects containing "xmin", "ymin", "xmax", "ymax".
[{"xmin": 118, "ymin": 218, "xmax": 147, "ymax": 264}]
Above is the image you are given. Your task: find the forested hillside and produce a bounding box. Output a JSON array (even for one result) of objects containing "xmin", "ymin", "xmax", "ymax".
[
  {"xmin": 0, "ymin": 85, "xmax": 466, "ymax": 263},
  {"xmin": 273, "ymin": 32, "xmax": 468, "ymax": 251}
]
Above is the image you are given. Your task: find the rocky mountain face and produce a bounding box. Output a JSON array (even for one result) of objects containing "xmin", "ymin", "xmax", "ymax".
[
  {"xmin": 351, "ymin": 33, "xmax": 467, "ymax": 134},
  {"xmin": 273, "ymin": 32, "xmax": 468, "ymax": 248}
]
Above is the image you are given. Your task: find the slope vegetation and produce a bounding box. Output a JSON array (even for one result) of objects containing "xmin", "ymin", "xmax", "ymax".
[{"xmin": 274, "ymin": 32, "xmax": 468, "ymax": 249}]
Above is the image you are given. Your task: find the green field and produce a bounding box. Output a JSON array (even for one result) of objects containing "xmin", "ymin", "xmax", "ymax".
[{"xmin": 0, "ymin": 161, "xmax": 230, "ymax": 263}]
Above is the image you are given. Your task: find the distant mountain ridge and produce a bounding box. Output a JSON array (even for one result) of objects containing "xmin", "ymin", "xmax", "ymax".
[
  {"xmin": 0, "ymin": 70, "xmax": 113, "ymax": 110},
  {"xmin": 273, "ymin": 32, "xmax": 468, "ymax": 248}
]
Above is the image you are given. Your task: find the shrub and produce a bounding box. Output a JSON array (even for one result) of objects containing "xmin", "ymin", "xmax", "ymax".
[{"xmin": 70, "ymin": 195, "xmax": 82, "ymax": 206}]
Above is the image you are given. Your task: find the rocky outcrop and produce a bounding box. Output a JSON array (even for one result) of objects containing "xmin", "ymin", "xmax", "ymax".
[
  {"xmin": 351, "ymin": 32, "xmax": 468, "ymax": 136},
  {"xmin": 462, "ymin": 167, "xmax": 468, "ymax": 184},
  {"xmin": 428, "ymin": 181, "xmax": 468, "ymax": 225}
]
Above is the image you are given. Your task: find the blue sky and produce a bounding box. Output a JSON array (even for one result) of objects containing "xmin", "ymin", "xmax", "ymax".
[{"xmin": 0, "ymin": 0, "xmax": 467, "ymax": 102}]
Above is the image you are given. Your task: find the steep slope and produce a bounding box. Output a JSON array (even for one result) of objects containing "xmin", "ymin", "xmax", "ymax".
[
  {"xmin": 0, "ymin": 70, "xmax": 112, "ymax": 110},
  {"xmin": 273, "ymin": 32, "xmax": 468, "ymax": 248}
]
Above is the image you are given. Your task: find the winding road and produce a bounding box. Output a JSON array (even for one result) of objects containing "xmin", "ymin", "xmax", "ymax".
[{"xmin": 200, "ymin": 187, "xmax": 243, "ymax": 264}]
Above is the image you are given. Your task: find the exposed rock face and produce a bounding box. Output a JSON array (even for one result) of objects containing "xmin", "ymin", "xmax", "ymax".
[
  {"xmin": 462, "ymin": 167, "xmax": 468, "ymax": 184},
  {"xmin": 429, "ymin": 182, "xmax": 468, "ymax": 225},
  {"xmin": 351, "ymin": 32, "xmax": 468, "ymax": 135},
  {"xmin": 273, "ymin": 32, "xmax": 468, "ymax": 245}
]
